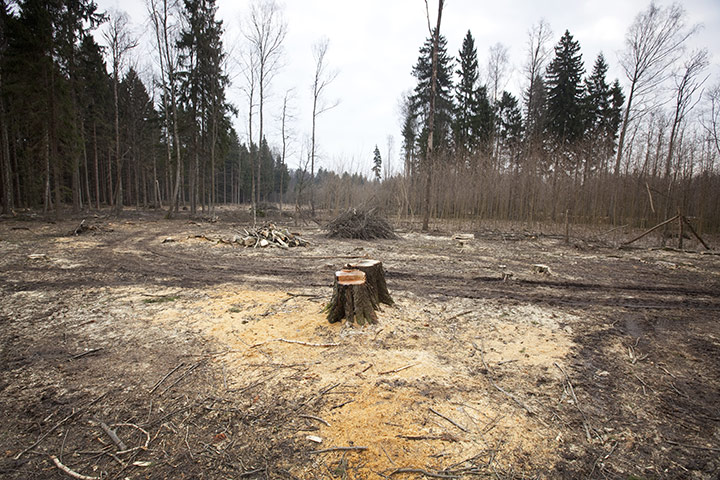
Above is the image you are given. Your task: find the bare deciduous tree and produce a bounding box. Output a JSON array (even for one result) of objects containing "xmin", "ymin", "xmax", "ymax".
[
  {"xmin": 103, "ymin": 10, "xmax": 137, "ymax": 214},
  {"xmin": 487, "ymin": 42, "xmax": 510, "ymax": 104},
  {"xmin": 664, "ymin": 48, "xmax": 709, "ymax": 178},
  {"xmin": 615, "ymin": 1, "xmax": 698, "ymax": 176},
  {"xmin": 523, "ymin": 19, "xmax": 552, "ymax": 134},
  {"xmin": 242, "ymin": 0, "xmax": 286, "ymax": 221},
  {"xmin": 148, "ymin": 0, "xmax": 183, "ymax": 218},
  {"xmin": 702, "ymin": 82, "xmax": 720, "ymax": 158},
  {"xmin": 279, "ymin": 88, "xmax": 295, "ymax": 213},
  {"xmin": 310, "ymin": 37, "xmax": 338, "ymax": 216}
]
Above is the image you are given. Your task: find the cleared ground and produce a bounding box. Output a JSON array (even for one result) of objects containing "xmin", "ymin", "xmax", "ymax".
[{"xmin": 1, "ymin": 209, "xmax": 719, "ymax": 479}]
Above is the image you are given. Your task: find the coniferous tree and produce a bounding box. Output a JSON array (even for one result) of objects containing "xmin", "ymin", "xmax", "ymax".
[
  {"xmin": 178, "ymin": 0, "xmax": 229, "ymax": 213},
  {"xmin": 496, "ymin": 91, "xmax": 523, "ymax": 165},
  {"xmin": 546, "ymin": 30, "xmax": 585, "ymax": 146},
  {"xmin": 77, "ymin": 34, "xmax": 112, "ymax": 208},
  {"xmin": 372, "ymin": 145, "xmax": 382, "ymax": 180},
  {"xmin": 582, "ymin": 53, "xmax": 624, "ymax": 173},
  {"xmin": 411, "ymin": 30, "xmax": 454, "ymax": 155},
  {"xmin": 453, "ymin": 30, "xmax": 479, "ymax": 154}
]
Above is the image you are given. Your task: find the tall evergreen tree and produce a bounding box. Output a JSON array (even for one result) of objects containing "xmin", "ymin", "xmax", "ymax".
[
  {"xmin": 411, "ymin": 30, "xmax": 454, "ymax": 154},
  {"xmin": 372, "ymin": 145, "xmax": 382, "ymax": 180},
  {"xmin": 496, "ymin": 91, "xmax": 523, "ymax": 158},
  {"xmin": 545, "ymin": 30, "xmax": 585, "ymax": 145},
  {"xmin": 453, "ymin": 30, "xmax": 494, "ymax": 156},
  {"xmin": 178, "ymin": 0, "xmax": 229, "ymax": 213},
  {"xmin": 582, "ymin": 53, "xmax": 624, "ymax": 172}
]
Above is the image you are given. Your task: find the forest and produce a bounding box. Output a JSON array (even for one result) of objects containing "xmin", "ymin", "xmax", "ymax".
[{"xmin": 0, "ymin": 0, "xmax": 719, "ymax": 232}]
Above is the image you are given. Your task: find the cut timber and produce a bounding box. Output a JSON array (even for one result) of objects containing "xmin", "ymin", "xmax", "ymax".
[
  {"xmin": 325, "ymin": 269, "xmax": 378, "ymax": 325},
  {"xmin": 347, "ymin": 259, "xmax": 394, "ymax": 306}
]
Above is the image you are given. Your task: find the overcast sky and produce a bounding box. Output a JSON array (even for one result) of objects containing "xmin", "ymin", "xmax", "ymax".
[{"xmin": 95, "ymin": 0, "xmax": 720, "ymax": 176}]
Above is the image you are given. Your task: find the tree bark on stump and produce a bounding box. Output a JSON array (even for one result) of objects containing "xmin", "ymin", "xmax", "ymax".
[
  {"xmin": 326, "ymin": 269, "xmax": 378, "ymax": 325},
  {"xmin": 347, "ymin": 259, "xmax": 394, "ymax": 306}
]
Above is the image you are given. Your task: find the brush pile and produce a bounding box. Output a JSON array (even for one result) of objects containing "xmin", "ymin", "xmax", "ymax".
[{"xmin": 325, "ymin": 208, "xmax": 398, "ymax": 240}]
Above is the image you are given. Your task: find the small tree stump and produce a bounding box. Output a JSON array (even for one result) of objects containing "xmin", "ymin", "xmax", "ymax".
[
  {"xmin": 347, "ymin": 259, "xmax": 394, "ymax": 306},
  {"xmin": 325, "ymin": 269, "xmax": 378, "ymax": 325}
]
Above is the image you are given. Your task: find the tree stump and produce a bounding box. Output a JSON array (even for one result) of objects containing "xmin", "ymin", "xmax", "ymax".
[
  {"xmin": 347, "ymin": 259, "xmax": 394, "ymax": 306},
  {"xmin": 325, "ymin": 269, "xmax": 378, "ymax": 325}
]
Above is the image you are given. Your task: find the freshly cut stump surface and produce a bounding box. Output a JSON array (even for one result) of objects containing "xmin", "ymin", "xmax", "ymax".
[
  {"xmin": 347, "ymin": 259, "xmax": 394, "ymax": 306},
  {"xmin": 325, "ymin": 269, "xmax": 378, "ymax": 325}
]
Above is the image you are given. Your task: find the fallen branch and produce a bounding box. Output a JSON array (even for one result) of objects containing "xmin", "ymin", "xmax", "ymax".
[
  {"xmin": 379, "ymin": 364, "xmax": 417, "ymax": 375},
  {"xmin": 159, "ymin": 361, "xmax": 204, "ymax": 395},
  {"xmin": 299, "ymin": 414, "xmax": 331, "ymax": 427},
  {"xmin": 389, "ymin": 467, "xmax": 458, "ymax": 478},
  {"xmin": 50, "ymin": 455, "xmax": 100, "ymax": 480},
  {"xmin": 622, "ymin": 215, "xmax": 680, "ymax": 246},
  {"xmin": 251, "ymin": 338, "xmax": 339, "ymax": 348},
  {"xmin": 15, "ymin": 393, "xmax": 106, "ymax": 460},
  {"xmin": 473, "ymin": 342, "xmax": 537, "ymax": 419},
  {"xmin": 428, "ymin": 407, "xmax": 468, "ymax": 433},
  {"xmin": 149, "ymin": 362, "xmax": 185, "ymax": 394},
  {"xmin": 397, "ymin": 434, "xmax": 458, "ymax": 442},
  {"xmin": 665, "ymin": 439, "xmax": 720, "ymax": 452},
  {"xmin": 94, "ymin": 420, "xmax": 127, "ymax": 451},
  {"xmin": 309, "ymin": 446, "xmax": 368, "ymax": 454},
  {"xmin": 554, "ymin": 362, "xmax": 592, "ymax": 442},
  {"xmin": 112, "ymin": 423, "xmax": 150, "ymax": 454},
  {"xmin": 442, "ymin": 310, "xmax": 473, "ymax": 323},
  {"xmin": 71, "ymin": 348, "xmax": 103, "ymax": 360}
]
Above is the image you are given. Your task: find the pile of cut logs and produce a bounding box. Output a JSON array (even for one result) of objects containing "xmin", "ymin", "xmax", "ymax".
[
  {"xmin": 184, "ymin": 224, "xmax": 308, "ymax": 249},
  {"xmin": 240, "ymin": 224, "xmax": 309, "ymax": 248}
]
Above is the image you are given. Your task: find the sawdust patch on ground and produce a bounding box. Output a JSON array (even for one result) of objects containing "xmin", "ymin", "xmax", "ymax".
[{"xmin": 150, "ymin": 285, "xmax": 575, "ymax": 476}]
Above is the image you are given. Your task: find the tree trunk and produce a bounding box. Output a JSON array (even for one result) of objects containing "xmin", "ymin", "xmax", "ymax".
[
  {"xmin": 347, "ymin": 260, "xmax": 394, "ymax": 306},
  {"xmin": 325, "ymin": 269, "xmax": 378, "ymax": 326}
]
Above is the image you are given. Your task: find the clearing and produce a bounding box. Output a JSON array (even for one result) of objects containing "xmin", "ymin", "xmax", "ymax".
[{"xmin": 1, "ymin": 209, "xmax": 719, "ymax": 479}]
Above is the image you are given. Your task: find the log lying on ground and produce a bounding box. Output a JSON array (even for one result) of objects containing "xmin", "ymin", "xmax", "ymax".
[
  {"xmin": 346, "ymin": 259, "xmax": 394, "ymax": 306},
  {"xmin": 325, "ymin": 208, "xmax": 398, "ymax": 240},
  {"xmin": 325, "ymin": 269, "xmax": 378, "ymax": 325}
]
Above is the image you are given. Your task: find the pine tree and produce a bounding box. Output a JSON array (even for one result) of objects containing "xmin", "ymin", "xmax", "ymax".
[
  {"xmin": 411, "ymin": 30, "xmax": 454, "ymax": 154},
  {"xmin": 545, "ymin": 30, "xmax": 585, "ymax": 145},
  {"xmin": 372, "ymin": 145, "xmax": 382, "ymax": 180}
]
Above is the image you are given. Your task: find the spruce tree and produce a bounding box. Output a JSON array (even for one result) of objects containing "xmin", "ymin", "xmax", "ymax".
[
  {"xmin": 372, "ymin": 145, "xmax": 382, "ymax": 180},
  {"xmin": 178, "ymin": 0, "xmax": 229, "ymax": 213},
  {"xmin": 496, "ymin": 91, "xmax": 523, "ymax": 150},
  {"xmin": 582, "ymin": 53, "xmax": 624, "ymax": 171},
  {"xmin": 411, "ymin": 30, "xmax": 454, "ymax": 154},
  {"xmin": 545, "ymin": 30, "xmax": 585, "ymax": 145},
  {"xmin": 454, "ymin": 30, "xmax": 478, "ymax": 153}
]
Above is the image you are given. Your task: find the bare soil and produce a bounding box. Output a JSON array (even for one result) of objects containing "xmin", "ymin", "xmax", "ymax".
[{"xmin": 1, "ymin": 208, "xmax": 719, "ymax": 479}]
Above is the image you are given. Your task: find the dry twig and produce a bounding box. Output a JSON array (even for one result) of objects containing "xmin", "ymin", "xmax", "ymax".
[
  {"xmin": 378, "ymin": 364, "xmax": 417, "ymax": 375},
  {"xmin": 554, "ymin": 362, "xmax": 592, "ymax": 442},
  {"xmin": 299, "ymin": 414, "xmax": 331, "ymax": 427},
  {"xmin": 251, "ymin": 338, "xmax": 339, "ymax": 348},
  {"xmin": 309, "ymin": 446, "xmax": 368, "ymax": 454},
  {"xmin": 429, "ymin": 407, "xmax": 469, "ymax": 433},
  {"xmin": 14, "ymin": 393, "xmax": 106, "ymax": 460},
  {"xmin": 389, "ymin": 467, "xmax": 458, "ymax": 478},
  {"xmin": 50, "ymin": 455, "xmax": 100, "ymax": 480},
  {"xmin": 149, "ymin": 362, "xmax": 185, "ymax": 394}
]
